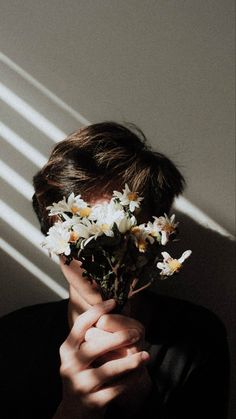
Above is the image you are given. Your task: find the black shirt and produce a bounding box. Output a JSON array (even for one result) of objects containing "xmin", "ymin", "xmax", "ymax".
[{"xmin": 0, "ymin": 292, "xmax": 230, "ymax": 418}]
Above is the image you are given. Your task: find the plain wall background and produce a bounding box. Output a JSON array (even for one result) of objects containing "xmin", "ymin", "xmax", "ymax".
[{"xmin": 0, "ymin": 1, "xmax": 235, "ymax": 417}]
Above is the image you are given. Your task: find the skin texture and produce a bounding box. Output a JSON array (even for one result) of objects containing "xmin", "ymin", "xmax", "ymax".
[{"xmin": 53, "ymin": 197, "xmax": 153, "ymax": 418}]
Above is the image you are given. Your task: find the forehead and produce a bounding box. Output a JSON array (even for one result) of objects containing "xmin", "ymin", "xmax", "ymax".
[{"xmin": 87, "ymin": 193, "xmax": 112, "ymax": 206}]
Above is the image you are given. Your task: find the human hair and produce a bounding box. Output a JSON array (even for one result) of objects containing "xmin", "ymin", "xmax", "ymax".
[{"xmin": 32, "ymin": 121, "xmax": 185, "ymax": 235}]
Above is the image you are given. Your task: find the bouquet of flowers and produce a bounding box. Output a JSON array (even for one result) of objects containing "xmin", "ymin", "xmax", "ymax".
[{"xmin": 42, "ymin": 184, "xmax": 191, "ymax": 311}]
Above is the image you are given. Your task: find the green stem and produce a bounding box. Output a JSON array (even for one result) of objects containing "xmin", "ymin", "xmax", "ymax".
[{"xmin": 130, "ymin": 278, "xmax": 154, "ymax": 296}]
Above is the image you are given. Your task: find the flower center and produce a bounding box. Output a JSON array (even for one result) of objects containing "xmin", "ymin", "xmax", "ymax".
[
  {"xmin": 131, "ymin": 226, "xmax": 140, "ymax": 235},
  {"xmin": 100, "ymin": 223, "xmax": 110, "ymax": 233},
  {"xmin": 71, "ymin": 205, "xmax": 80, "ymax": 214},
  {"xmin": 163, "ymin": 224, "xmax": 175, "ymax": 233},
  {"xmin": 127, "ymin": 192, "xmax": 138, "ymax": 201},
  {"xmin": 69, "ymin": 231, "xmax": 79, "ymax": 242},
  {"xmin": 138, "ymin": 240, "xmax": 147, "ymax": 252},
  {"xmin": 168, "ymin": 259, "xmax": 182, "ymax": 272},
  {"xmin": 78, "ymin": 207, "xmax": 92, "ymax": 217}
]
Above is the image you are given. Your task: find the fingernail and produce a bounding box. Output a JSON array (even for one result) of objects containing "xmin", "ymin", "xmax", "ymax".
[{"xmin": 141, "ymin": 351, "xmax": 150, "ymax": 361}]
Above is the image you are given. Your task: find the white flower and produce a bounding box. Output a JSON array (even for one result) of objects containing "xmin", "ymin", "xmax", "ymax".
[
  {"xmin": 157, "ymin": 250, "xmax": 192, "ymax": 276},
  {"xmin": 47, "ymin": 192, "xmax": 91, "ymax": 217},
  {"xmin": 42, "ymin": 221, "xmax": 71, "ymax": 256},
  {"xmin": 144, "ymin": 221, "xmax": 162, "ymax": 243},
  {"xmin": 86, "ymin": 216, "xmax": 116, "ymax": 240},
  {"xmin": 116, "ymin": 215, "xmax": 136, "ymax": 234},
  {"xmin": 113, "ymin": 184, "xmax": 143, "ymax": 212},
  {"xmin": 72, "ymin": 219, "xmax": 92, "ymax": 240},
  {"xmin": 153, "ymin": 214, "xmax": 178, "ymax": 245},
  {"xmin": 89, "ymin": 201, "xmax": 127, "ymax": 236},
  {"xmin": 89, "ymin": 201, "xmax": 123, "ymax": 224},
  {"xmin": 131, "ymin": 224, "xmax": 154, "ymax": 252}
]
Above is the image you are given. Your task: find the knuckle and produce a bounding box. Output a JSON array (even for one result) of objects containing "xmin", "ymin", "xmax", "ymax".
[
  {"xmin": 59, "ymin": 343, "xmax": 68, "ymax": 358},
  {"xmin": 73, "ymin": 381, "xmax": 86, "ymax": 395},
  {"xmin": 59, "ymin": 364, "xmax": 72, "ymax": 378}
]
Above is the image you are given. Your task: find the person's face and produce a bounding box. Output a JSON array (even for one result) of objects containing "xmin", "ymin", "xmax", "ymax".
[{"xmin": 59, "ymin": 194, "xmax": 153, "ymax": 307}]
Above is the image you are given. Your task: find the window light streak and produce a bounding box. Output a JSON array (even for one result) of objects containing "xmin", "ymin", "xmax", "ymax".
[
  {"xmin": 174, "ymin": 196, "xmax": 235, "ymax": 241},
  {"xmin": 0, "ymin": 199, "xmax": 59, "ymax": 264},
  {"xmin": 0, "ymin": 160, "xmax": 34, "ymax": 200},
  {"xmin": 1, "ymin": 158, "xmax": 234, "ymax": 241},
  {"xmin": 0, "ymin": 122, "xmax": 47, "ymax": 168},
  {"xmin": 0, "ymin": 53, "xmax": 233, "ymax": 241},
  {"xmin": 0, "ymin": 52, "xmax": 90, "ymax": 126},
  {"xmin": 0, "ymin": 238, "xmax": 68, "ymax": 298},
  {"xmin": 0, "ymin": 82, "xmax": 65, "ymax": 142}
]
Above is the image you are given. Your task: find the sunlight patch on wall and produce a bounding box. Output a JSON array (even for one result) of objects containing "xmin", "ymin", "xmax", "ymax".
[
  {"xmin": 0, "ymin": 51, "xmax": 90, "ymax": 125},
  {"xmin": 0, "ymin": 160, "xmax": 34, "ymax": 200},
  {"xmin": 0, "ymin": 199, "xmax": 58, "ymax": 264},
  {"xmin": 0, "ymin": 238, "xmax": 68, "ymax": 298},
  {"xmin": 0, "ymin": 122, "xmax": 47, "ymax": 167},
  {"xmin": 0, "ymin": 82, "xmax": 65, "ymax": 141},
  {"xmin": 174, "ymin": 196, "xmax": 235, "ymax": 241}
]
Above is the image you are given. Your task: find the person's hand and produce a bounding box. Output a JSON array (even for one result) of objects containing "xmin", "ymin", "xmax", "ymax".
[
  {"xmin": 85, "ymin": 308, "xmax": 153, "ymax": 414},
  {"xmin": 53, "ymin": 299, "xmax": 150, "ymax": 419}
]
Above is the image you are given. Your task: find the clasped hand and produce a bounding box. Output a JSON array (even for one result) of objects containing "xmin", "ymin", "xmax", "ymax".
[{"xmin": 54, "ymin": 299, "xmax": 152, "ymax": 419}]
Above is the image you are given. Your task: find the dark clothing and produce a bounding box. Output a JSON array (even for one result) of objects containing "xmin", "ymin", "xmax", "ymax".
[{"xmin": 0, "ymin": 292, "xmax": 230, "ymax": 418}]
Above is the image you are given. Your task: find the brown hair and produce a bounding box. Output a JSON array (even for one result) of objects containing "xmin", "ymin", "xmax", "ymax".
[{"xmin": 32, "ymin": 121, "xmax": 185, "ymax": 234}]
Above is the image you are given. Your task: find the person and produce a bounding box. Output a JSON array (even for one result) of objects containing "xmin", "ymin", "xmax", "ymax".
[{"xmin": 0, "ymin": 122, "xmax": 230, "ymax": 419}]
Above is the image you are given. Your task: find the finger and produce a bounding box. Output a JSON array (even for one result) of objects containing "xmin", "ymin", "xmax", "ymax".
[
  {"xmin": 62, "ymin": 299, "xmax": 116, "ymax": 350},
  {"xmin": 87, "ymin": 383, "xmax": 124, "ymax": 408},
  {"xmin": 78, "ymin": 329, "xmax": 141, "ymax": 369},
  {"xmin": 95, "ymin": 313, "xmax": 144, "ymax": 337},
  {"xmin": 74, "ymin": 351, "xmax": 150, "ymax": 394},
  {"xmin": 85, "ymin": 327, "xmax": 112, "ymax": 342},
  {"xmin": 84, "ymin": 328, "xmax": 139, "ymax": 367}
]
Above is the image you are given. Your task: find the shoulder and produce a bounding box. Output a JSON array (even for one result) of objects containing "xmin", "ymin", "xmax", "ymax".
[
  {"xmin": 144, "ymin": 292, "xmax": 230, "ymax": 417},
  {"xmin": 0, "ymin": 300, "xmax": 69, "ymax": 415},
  {"xmin": 0, "ymin": 299, "xmax": 69, "ymax": 348},
  {"xmin": 144, "ymin": 291, "xmax": 229, "ymax": 367},
  {"xmin": 0, "ymin": 298, "xmax": 69, "ymax": 326}
]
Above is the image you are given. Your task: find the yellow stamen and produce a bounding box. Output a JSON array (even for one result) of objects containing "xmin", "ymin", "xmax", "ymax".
[
  {"xmin": 168, "ymin": 259, "xmax": 182, "ymax": 272},
  {"xmin": 69, "ymin": 231, "xmax": 79, "ymax": 242},
  {"xmin": 100, "ymin": 223, "xmax": 110, "ymax": 233},
  {"xmin": 163, "ymin": 224, "xmax": 175, "ymax": 233},
  {"xmin": 71, "ymin": 205, "xmax": 80, "ymax": 214},
  {"xmin": 131, "ymin": 226, "xmax": 140, "ymax": 235},
  {"xmin": 127, "ymin": 192, "xmax": 138, "ymax": 201},
  {"xmin": 138, "ymin": 240, "xmax": 147, "ymax": 252},
  {"xmin": 78, "ymin": 207, "xmax": 92, "ymax": 217}
]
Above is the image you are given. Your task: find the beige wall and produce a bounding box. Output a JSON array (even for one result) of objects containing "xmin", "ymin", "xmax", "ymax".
[{"xmin": 0, "ymin": 1, "xmax": 235, "ymax": 417}]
